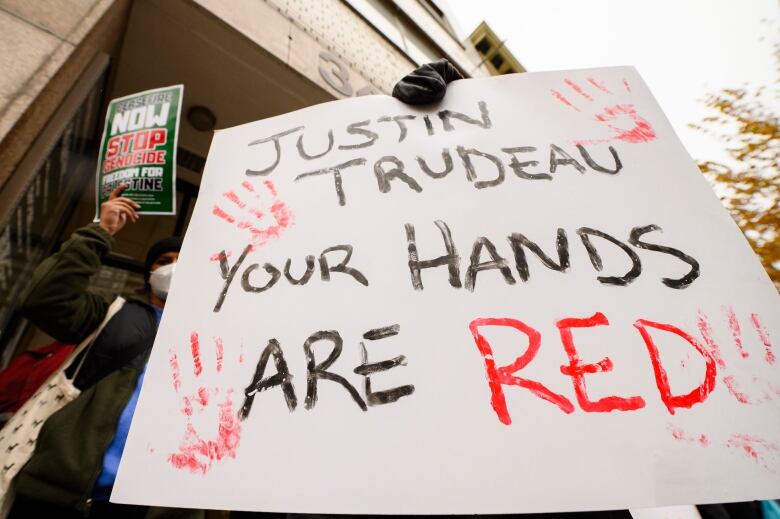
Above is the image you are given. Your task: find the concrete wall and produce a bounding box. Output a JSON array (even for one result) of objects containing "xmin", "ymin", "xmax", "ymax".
[
  {"xmin": 194, "ymin": 0, "xmax": 417, "ymax": 97},
  {"xmin": 0, "ymin": 0, "xmax": 131, "ymax": 189}
]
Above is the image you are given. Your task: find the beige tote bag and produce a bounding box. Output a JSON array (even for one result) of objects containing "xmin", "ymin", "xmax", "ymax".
[{"xmin": 0, "ymin": 296, "xmax": 126, "ymax": 514}]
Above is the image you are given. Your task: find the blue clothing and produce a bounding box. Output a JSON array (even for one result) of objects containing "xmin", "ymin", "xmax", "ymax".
[
  {"xmin": 763, "ymin": 500, "xmax": 780, "ymax": 519},
  {"xmin": 92, "ymin": 306, "xmax": 161, "ymax": 500}
]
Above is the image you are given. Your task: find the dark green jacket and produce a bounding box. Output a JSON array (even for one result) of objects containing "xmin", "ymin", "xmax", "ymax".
[
  {"xmin": 15, "ymin": 224, "xmax": 155, "ymax": 512},
  {"xmin": 21, "ymin": 224, "xmax": 115, "ymax": 346}
]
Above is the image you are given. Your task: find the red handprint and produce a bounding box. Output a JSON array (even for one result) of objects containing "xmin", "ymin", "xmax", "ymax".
[
  {"xmin": 725, "ymin": 434, "xmax": 779, "ymax": 470},
  {"xmin": 665, "ymin": 308, "xmax": 778, "ymax": 470},
  {"xmin": 667, "ymin": 424, "xmax": 711, "ymax": 447},
  {"xmin": 210, "ymin": 178, "xmax": 293, "ymax": 260},
  {"xmin": 668, "ymin": 423, "xmax": 779, "ymax": 470},
  {"xmin": 167, "ymin": 332, "xmax": 243, "ymax": 474},
  {"xmin": 551, "ymin": 76, "xmax": 657, "ymax": 145},
  {"xmin": 667, "ymin": 306, "xmax": 780, "ymax": 471},
  {"xmin": 697, "ymin": 307, "xmax": 777, "ymax": 405}
]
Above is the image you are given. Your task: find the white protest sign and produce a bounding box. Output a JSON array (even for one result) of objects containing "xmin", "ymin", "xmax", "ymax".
[
  {"xmin": 630, "ymin": 505, "xmax": 702, "ymax": 519},
  {"xmin": 113, "ymin": 67, "xmax": 780, "ymax": 514}
]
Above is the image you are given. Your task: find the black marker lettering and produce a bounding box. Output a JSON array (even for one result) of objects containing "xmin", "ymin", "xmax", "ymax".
[
  {"xmin": 246, "ymin": 126, "xmax": 303, "ymax": 176},
  {"xmin": 304, "ymin": 331, "xmax": 366, "ymax": 411},
  {"xmin": 363, "ymin": 324, "xmax": 401, "ymax": 341},
  {"xmin": 373, "ymin": 156, "xmax": 422, "ymax": 194},
  {"xmin": 295, "ymin": 158, "xmax": 366, "ymax": 206},
  {"xmin": 507, "ymin": 229, "xmax": 570, "ymax": 281},
  {"xmin": 577, "ymin": 227, "xmax": 641, "ymax": 286},
  {"xmin": 457, "ymin": 146, "xmax": 505, "ymax": 188},
  {"xmin": 465, "ymin": 236, "xmax": 516, "ymax": 291},
  {"xmin": 318, "ymin": 245, "xmax": 369, "ymax": 286},
  {"xmin": 355, "ymin": 327, "xmax": 414, "ymax": 406},
  {"xmin": 629, "ymin": 224, "xmax": 701, "ymax": 289},
  {"xmin": 438, "ymin": 101, "xmax": 492, "ymax": 131},
  {"xmin": 377, "ymin": 115, "xmax": 416, "ymax": 142},
  {"xmin": 577, "ymin": 144, "xmax": 622, "ymax": 175},
  {"xmin": 240, "ymin": 339, "xmax": 296, "ymax": 419},
  {"xmin": 214, "ymin": 245, "xmax": 252, "ymax": 312},
  {"xmin": 339, "ymin": 120, "xmax": 379, "ymax": 150},
  {"xmin": 417, "ymin": 149, "xmax": 454, "ymax": 179},
  {"xmin": 296, "ymin": 130, "xmax": 334, "ymax": 160},
  {"xmin": 502, "ymin": 147, "xmax": 551, "ymax": 180},
  {"xmin": 284, "ymin": 255, "xmax": 316, "ymax": 285},
  {"xmin": 405, "ymin": 220, "xmax": 462, "ymax": 290},
  {"xmin": 423, "ymin": 115, "xmax": 435, "ymax": 136},
  {"xmin": 550, "ymin": 144, "xmax": 586, "ymax": 174},
  {"xmin": 242, "ymin": 263, "xmax": 281, "ymax": 293}
]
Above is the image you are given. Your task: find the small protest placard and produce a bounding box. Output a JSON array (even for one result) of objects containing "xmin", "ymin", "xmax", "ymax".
[
  {"xmin": 113, "ymin": 68, "xmax": 779, "ymax": 514},
  {"xmin": 94, "ymin": 85, "xmax": 183, "ymax": 217}
]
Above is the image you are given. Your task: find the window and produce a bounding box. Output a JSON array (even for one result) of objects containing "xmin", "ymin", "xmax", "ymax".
[
  {"xmin": 475, "ymin": 37, "xmax": 492, "ymax": 55},
  {"xmin": 0, "ymin": 58, "xmax": 108, "ymax": 358},
  {"xmin": 490, "ymin": 53, "xmax": 504, "ymax": 70},
  {"xmin": 346, "ymin": 0, "xmax": 441, "ymax": 65}
]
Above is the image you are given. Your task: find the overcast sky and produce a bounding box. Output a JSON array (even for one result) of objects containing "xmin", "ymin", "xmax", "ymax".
[{"xmin": 447, "ymin": 0, "xmax": 778, "ymax": 163}]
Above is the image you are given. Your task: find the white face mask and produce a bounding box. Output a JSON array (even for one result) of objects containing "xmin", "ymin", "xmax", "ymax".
[{"xmin": 149, "ymin": 262, "xmax": 176, "ymax": 300}]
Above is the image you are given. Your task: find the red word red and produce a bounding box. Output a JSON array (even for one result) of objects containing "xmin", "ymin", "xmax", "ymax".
[{"xmin": 469, "ymin": 312, "xmax": 717, "ymax": 425}]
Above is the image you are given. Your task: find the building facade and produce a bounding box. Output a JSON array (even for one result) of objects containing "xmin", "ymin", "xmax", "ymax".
[
  {"xmin": 0, "ymin": 0, "xmax": 518, "ymax": 360},
  {"xmin": 469, "ymin": 20, "xmax": 525, "ymax": 75}
]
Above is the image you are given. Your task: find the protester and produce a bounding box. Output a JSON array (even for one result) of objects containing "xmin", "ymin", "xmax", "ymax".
[
  {"xmin": 4, "ymin": 62, "xmax": 463, "ymax": 518},
  {"xmin": 9, "ymin": 184, "xmax": 199, "ymax": 518}
]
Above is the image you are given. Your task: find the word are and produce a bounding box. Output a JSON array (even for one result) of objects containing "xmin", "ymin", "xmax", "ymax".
[
  {"xmin": 240, "ymin": 324, "xmax": 414, "ymax": 419},
  {"xmin": 406, "ymin": 220, "xmax": 700, "ymax": 290},
  {"xmin": 213, "ymin": 243, "xmax": 368, "ymax": 312}
]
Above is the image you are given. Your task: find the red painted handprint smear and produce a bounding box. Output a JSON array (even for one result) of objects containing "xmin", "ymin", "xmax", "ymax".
[
  {"xmin": 667, "ymin": 426, "xmax": 779, "ymax": 470},
  {"xmin": 697, "ymin": 308, "xmax": 776, "ymax": 405},
  {"xmin": 210, "ymin": 179, "xmax": 293, "ymax": 260},
  {"xmin": 726, "ymin": 434, "xmax": 779, "ymax": 470},
  {"xmin": 750, "ymin": 313, "xmax": 776, "ymax": 365},
  {"xmin": 168, "ymin": 332, "xmax": 243, "ymax": 474},
  {"xmin": 551, "ymin": 76, "xmax": 657, "ymax": 145},
  {"xmin": 667, "ymin": 309, "xmax": 777, "ymax": 472},
  {"xmin": 667, "ymin": 424, "xmax": 710, "ymax": 447}
]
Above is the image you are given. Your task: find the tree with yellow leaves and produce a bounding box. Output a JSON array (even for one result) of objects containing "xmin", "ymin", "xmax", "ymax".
[{"xmin": 691, "ymin": 46, "xmax": 779, "ymax": 288}]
